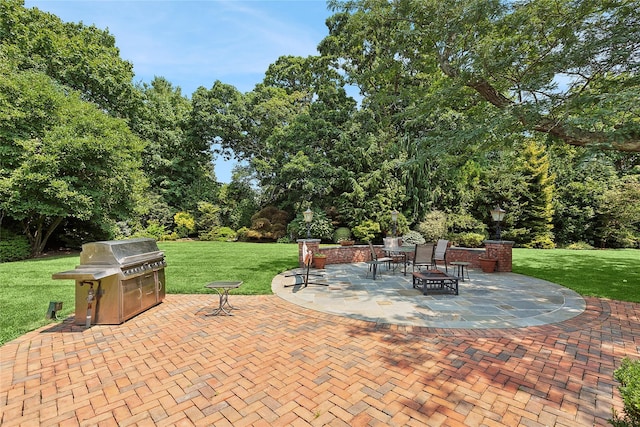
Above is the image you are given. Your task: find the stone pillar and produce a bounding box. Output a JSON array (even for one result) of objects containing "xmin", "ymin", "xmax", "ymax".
[
  {"xmin": 483, "ymin": 240, "xmax": 515, "ymax": 272},
  {"xmin": 297, "ymin": 239, "xmax": 321, "ymax": 268}
]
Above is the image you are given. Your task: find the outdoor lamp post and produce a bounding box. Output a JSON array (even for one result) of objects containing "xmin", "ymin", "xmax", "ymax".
[
  {"xmin": 303, "ymin": 208, "xmax": 313, "ymax": 239},
  {"xmin": 490, "ymin": 205, "xmax": 506, "ymax": 240},
  {"xmin": 391, "ymin": 210, "xmax": 399, "ymax": 238}
]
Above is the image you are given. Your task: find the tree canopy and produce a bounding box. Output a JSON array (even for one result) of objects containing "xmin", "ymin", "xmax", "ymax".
[
  {"xmin": 1, "ymin": 0, "xmax": 638, "ymax": 255},
  {"xmin": 322, "ymin": 0, "xmax": 640, "ymax": 152}
]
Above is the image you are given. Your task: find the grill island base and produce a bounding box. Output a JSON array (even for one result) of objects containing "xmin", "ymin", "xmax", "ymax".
[
  {"xmin": 412, "ymin": 271, "xmax": 459, "ymax": 295},
  {"xmin": 52, "ymin": 238, "xmax": 166, "ymax": 325}
]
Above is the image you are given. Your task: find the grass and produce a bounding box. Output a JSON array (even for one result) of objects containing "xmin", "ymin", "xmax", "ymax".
[
  {"xmin": 512, "ymin": 248, "xmax": 640, "ymax": 303},
  {"xmin": 0, "ymin": 241, "xmax": 298, "ymax": 345},
  {"xmin": 0, "ymin": 242, "xmax": 637, "ymax": 346},
  {"xmin": 159, "ymin": 241, "xmax": 298, "ymax": 294}
]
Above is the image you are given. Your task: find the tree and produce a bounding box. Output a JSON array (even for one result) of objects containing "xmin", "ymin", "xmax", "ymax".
[
  {"xmin": 323, "ymin": 0, "xmax": 640, "ymax": 152},
  {"xmin": 596, "ymin": 175, "xmax": 640, "ymax": 248},
  {"xmin": 0, "ymin": 69, "xmax": 144, "ymax": 255},
  {"xmin": 131, "ymin": 77, "xmax": 218, "ymax": 213},
  {"xmin": 1, "ymin": 0, "xmax": 140, "ymax": 119},
  {"xmin": 513, "ymin": 139, "xmax": 556, "ymax": 248}
]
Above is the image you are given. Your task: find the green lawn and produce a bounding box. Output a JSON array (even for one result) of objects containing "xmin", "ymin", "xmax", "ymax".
[
  {"xmin": 0, "ymin": 243, "xmax": 638, "ymax": 346},
  {"xmin": 512, "ymin": 248, "xmax": 639, "ymax": 303},
  {"xmin": 0, "ymin": 241, "xmax": 299, "ymax": 346}
]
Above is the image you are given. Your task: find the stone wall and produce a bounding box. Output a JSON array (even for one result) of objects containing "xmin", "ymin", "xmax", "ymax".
[
  {"xmin": 297, "ymin": 240, "xmax": 514, "ymax": 272},
  {"xmin": 445, "ymin": 247, "xmax": 487, "ymax": 268}
]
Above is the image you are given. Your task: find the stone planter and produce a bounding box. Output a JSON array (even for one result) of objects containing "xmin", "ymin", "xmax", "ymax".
[{"xmin": 478, "ymin": 257, "xmax": 497, "ymax": 273}]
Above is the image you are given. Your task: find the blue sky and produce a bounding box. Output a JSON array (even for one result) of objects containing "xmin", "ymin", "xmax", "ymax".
[{"xmin": 24, "ymin": 0, "xmax": 335, "ymax": 182}]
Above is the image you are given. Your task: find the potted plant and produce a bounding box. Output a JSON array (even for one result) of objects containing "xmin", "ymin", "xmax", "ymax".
[
  {"xmin": 338, "ymin": 238, "xmax": 355, "ymax": 246},
  {"xmin": 478, "ymin": 257, "xmax": 497, "ymax": 273},
  {"xmin": 313, "ymin": 253, "xmax": 327, "ymax": 269}
]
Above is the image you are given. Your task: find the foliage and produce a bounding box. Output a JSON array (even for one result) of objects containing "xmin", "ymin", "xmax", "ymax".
[
  {"xmin": 0, "ymin": 68, "xmax": 145, "ymax": 255},
  {"xmin": 514, "ymin": 139, "xmax": 556, "ymax": 248},
  {"xmin": 352, "ymin": 219, "xmax": 381, "ymax": 243},
  {"xmin": 196, "ymin": 201, "xmax": 221, "ymax": 237},
  {"xmin": 379, "ymin": 211, "xmax": 410, "ymax": 237},
  {"xmin": 217, "ymin": 166, "xmax": 259, "ymax": 230},
  {"xmin": 401, "ymin": 230, "xmax": 425, "ymax": 245},
  {"xmin": 596, "ymin": 176, "xmax": 640, "ymax": 248},
  {"xmin": 131, "ymin": 78, "xmax": 218, "ymax": 212},
  {"xmin": 199, "ymin": 226, "xmax": 237, "ymax": 242},
  {"xmin": 565, "ymin": 242, "xmax": 595, "ymax": 250},
  {"xmin": 0, "ymin": 229, "xmax": 30, "ymax": 262},
  {"xmin": 447, "ymin": 211, "xmax": 487, "ymax": 235},
  {"xmin": 448, "ymin": 233, "xmax": 485, "ymax": 248},
  {"xmin": 131, "ymin": 220, "xmax": 166, "ymax": 241},
  {"xmin": 247, "ymin": 206, "xmax": 289, "ymax": 241},
  {"xmin": 2, "ymin": 0, "xmax": 639, "ymax": 255},
  {"xmin": 610, "ymin": 358, "xmax": 640, "ymax": 427},
  {"xmin": 323, "ymin": 0, "xmax": 640, "ymax": 152},
  {"xmin": 1, "ymin": 0, "xmax": 140, "ymax": 118},
  {"xmin": 549, "ymin": 146, "xmax": 619, "ymax": 246},
  {"xmin": 417, "ymin": 211, "xmax": 448, "ymax": 242},
  {"xmin": 287, "ymin": 208, "xmax": 334, "ymax": 241},
  {"xmin": 174, "ymin": 211, "xmax": 196, "ymax": 238},
  {"xmin": 236, "ymin": 227, "xmax": 250, "ymax": 242},
  {"xmin": 333, "ymin": 227, "xmax": 352, "ymax": 243}
]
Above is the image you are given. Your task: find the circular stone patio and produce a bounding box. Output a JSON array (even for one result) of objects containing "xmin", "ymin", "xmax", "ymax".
[{"xmin": 272, "ymin": 262, "xmax": 585, "ymax": 329}]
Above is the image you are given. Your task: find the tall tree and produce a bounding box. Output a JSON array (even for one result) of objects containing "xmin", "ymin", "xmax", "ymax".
[
  {"xmin": 513, "ymin": 139, "xmax": 556, "ymax": 248},
  {"xmin": 323, "ymin": 0, "xmax": 640, "ymax": 152},
  {"xmin": 1, "ymin": 0, "xmax": 140, "ymax": 119},
  {"xmin": 131, "ymin": 77, "xmax": 218, "ymax": 213},
  {"xmin": 0, "ymin": 69, "xmax": 144, "ymax": 255}
]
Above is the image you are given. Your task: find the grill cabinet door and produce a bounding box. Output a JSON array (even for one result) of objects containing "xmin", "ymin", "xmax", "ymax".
[
  {"xmin": 121, "ymin": 277, "xmax": 142, "ymax": 320},
  {"xmin": 140, "ymin": 273, "xmax": 157, "ymax": 308},
  {"xmin": 156, "ymin": 269, "xmax": 166, "ymax": 301}
]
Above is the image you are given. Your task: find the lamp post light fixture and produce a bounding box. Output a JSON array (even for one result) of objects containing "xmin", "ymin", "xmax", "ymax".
[
  {"xmin": 303, "ymin": 208, "xmax": 314, "ymax": 239},
  {"xmin": 490, "ymin": 205, "xmax": 506, "ymax": 240},
  {"xmin": 391, "ymin": 210, "xmax": 399, "ymax": 238}
]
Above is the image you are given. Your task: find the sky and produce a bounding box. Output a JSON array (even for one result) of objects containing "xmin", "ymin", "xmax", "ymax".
[{"xmin": 24, "ymin": 0, "xmax": 335, "ymax": 183}]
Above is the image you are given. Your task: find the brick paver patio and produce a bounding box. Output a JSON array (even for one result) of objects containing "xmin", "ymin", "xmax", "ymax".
[{"xmin": 1, "ymin": 294, "xmax": 638, "ymax": 426}]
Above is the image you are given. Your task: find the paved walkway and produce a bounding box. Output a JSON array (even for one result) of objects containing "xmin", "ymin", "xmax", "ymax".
[
  {"xmin": 1, "ymin": 266, "xmax": 638, "ymax": 426},
  {"xmin": 272, "ymin": 263, "xmax": 586, "ymax": 329}
]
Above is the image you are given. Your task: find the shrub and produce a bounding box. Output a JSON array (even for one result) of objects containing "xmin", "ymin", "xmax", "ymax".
[
  {"xmin": 565, "ymin": 241, "xmax": 595, "ymax": 250},
  {"xmin": 401, "ymin": 230, "xmax": 425, "ymax": 245},
  {"xmin": 248, "ymin": 206, "xmax": 288, "ymax": 241},
  {"xmin": 447, "ymin": 212, "xmax": 487, "ymax": 235},
  {"xmin": 174, "ymin": 211, "xmax": 196, "ymax": 238},
  {"xmin": 448, "ymin": 232, "xmax": 485, "ymax": 248},
  {"xmin": 417, "ymin": 210, "xmax": 447, "ymax": 242},
  {"xmin": 522, "ymin": 234, "xmax": 556, "ymax": 249},
  {"xmin": 236, "ymin": 227, "xmax": 250, "ymax": 242},
  {"xmin": 160, "ymin": 232, "xmax": 179, "ymax": 241},
  {"xmin": 287, "ymin": 209, "xmax": 334, "ymax": 241},
  {"xmin": 196, "ymin": 202, "xmax": 221, "ymax": 234},
  {"xmin": 352, "ymin": 220, "xmax": 381, "ymax": 243},
  {"xmin": 333, "ymin": 227, "xmax": 352, "ymax": 243},
  {"xmin": 610, "ymin": 358, "xmax": 640, "ymax": 427},
  {"xmin": 0, "ymin": 231, "xmax": 31, "ymax": 261},
  {"xmin": 131, "ymin": 221, "xmax": 165, "ymax": 241},
  {"xmin": 200, "ymin": 226, "xmax": 237, "ymax": 242}
]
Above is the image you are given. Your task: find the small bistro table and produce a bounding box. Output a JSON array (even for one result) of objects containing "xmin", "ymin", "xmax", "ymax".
[
  {"xmin": 383, "ymin": 245, "xmax": 415, "ymax": 276},
  {"xmin": 205, "ymin": 281, "xmax": 243, "ymax": 315},
  {"xmin": 450, "ymin": 261, "xmax": 471, "ymax": 281}
]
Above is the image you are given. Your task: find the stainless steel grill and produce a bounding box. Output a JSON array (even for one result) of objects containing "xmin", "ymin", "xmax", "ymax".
[{"xmin": 52, "ymin": 238, "xmax": 166, "ymax": 325}]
